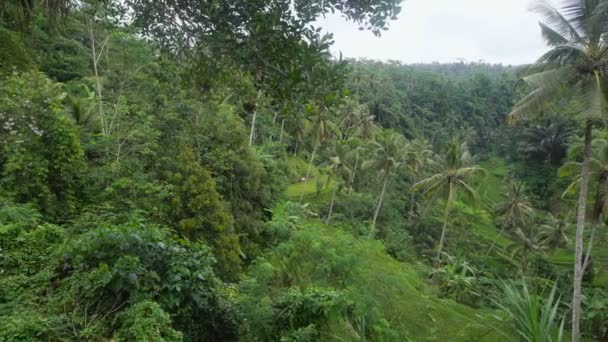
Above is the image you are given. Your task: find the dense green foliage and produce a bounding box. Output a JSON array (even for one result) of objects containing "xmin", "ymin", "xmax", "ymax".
[{"xmin": 1, "ymin": 0, "xmax": 607, "ymax": 341}]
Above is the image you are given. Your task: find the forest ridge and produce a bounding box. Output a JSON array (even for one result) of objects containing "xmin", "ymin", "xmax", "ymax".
[{"xmin": 0, "ymin": 0, "xmax": 607, "ymax": 341}]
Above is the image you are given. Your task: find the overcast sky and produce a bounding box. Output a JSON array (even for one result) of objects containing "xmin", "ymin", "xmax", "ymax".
[{"xmin": 318, "ymin": 0, "xmax": 550, "ymax": 65}]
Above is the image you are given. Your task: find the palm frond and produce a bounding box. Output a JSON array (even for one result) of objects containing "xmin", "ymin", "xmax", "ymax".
[
  {"xmin": 523, "ymin": 66, "xmax": 574, "ymax": 90},
  {"xmin": 508, "ymin": 67, "xmax": 574, "ymax": 124},
  {"xmin": 531, "ymin": 0, "xmax": 583, "ymax": 43},
  {"xmin": 561, "ymin": 175, "xmax": 581, "ymax": 197},
  {"xmin": 558, "ymin": 161, "xmax": 581, "ymax": 177},
  {"xmin": 509, "ymin": 88, "xmax": 552, "ymax": 124},
  {"xmin": 455, "ymin": 166, "xmax": 487, "ymax": 178},
  {"xmin": 579, "ymin": 72, "xmax": 607, "ymax": 121},
  {"xmin": 539, "ymin": 22, "xmax": 570, "ymax": 46},
  {"xmin": 411, "ymin": 173, "xmax": 444, "ymax": 193},
  {"xmin": 536, "ymin": 44, "xmax": 587, "ymax": 64},
  {"xmin": 455, "ymin": 179, "xmax": 480, "ymax": 206}
]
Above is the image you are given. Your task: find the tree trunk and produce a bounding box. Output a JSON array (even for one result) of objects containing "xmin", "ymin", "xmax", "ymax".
[
  {"xmin": 591, "ymin": 173, "xmax": 607, "ymax": 224},
  {"xmin": 279, "ymin": 118, "xmax": 285, "ymax": 143},
  {"xmin": 249, "ymin": 109, "xmax": 257, "ymax": 146},
  {"xmin": 88, "ymin": 18, "xmax": 106, "ymax": 136},
  {"xmin": 572, "ymin": 120, "xmax": 593, "ymax": 342},
  {"xmin": 350, "ymin": 153, "xmax": 360, "ymax": 195},
  {"xmin": 435, "ymin": 202, "xmax": 451, "ymax": 268},
  {"xmin": 369, "ymin": 175, "xmax": 389, "ymax": 239},
  {"xmin": 408, "ymin": 179, "xmax": 416, "ymax": 221},
  {"xmin": 299, "ymin": 145, "xmax": 318, "ymax": 202},
  {"xmin": 326, "ymin": 181, "xmax": 338, "ymax": 224},
  {"xmin": 486, "ymin": 225, "xmax": 507, "ymax": 255},
  {"xmin": 249, "ymin": 90, "xmax": 263, "ymax": 146}
]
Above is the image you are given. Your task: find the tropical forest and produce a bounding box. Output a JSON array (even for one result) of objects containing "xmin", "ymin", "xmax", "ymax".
[{"xmin": 1, "ymin": 0, "xmax": 608, "ymax": 341}]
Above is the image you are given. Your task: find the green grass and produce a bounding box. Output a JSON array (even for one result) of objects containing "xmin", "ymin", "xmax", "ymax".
[
  {"xmin": 463, "ymin": 158, "xmax": 514, "ymax": 258},
  {"xmin": 286, "ymin": 175, "xmax": 335, "ymax": 203},
  {"xmin": 285, "ymin": 156, "xmax": 337, "ymax": 205},
  {"xmin": 263, "ymin": 222, "xmax": 514, "ymax": 341},
  {"xmin": 478, "ymin": 158, "xmax": 508, "ymax": 206}
]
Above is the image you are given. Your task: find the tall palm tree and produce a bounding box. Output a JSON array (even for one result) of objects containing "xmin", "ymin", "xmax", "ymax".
[
  {"xmin": 518, "ymin": 118, "xmax": 574, "ymax": 165},
  {"xmin": 507, "ymin": 1, "xmax": 608, "ymax": 338},
  {"xmin": 495, "ymin": 182, "xmax": 536, "ymax": 228},
  {"xmin": 345, "ymin": 138, "xmax": 367, "ymax": 195},
  {"xmin": 362, "ymin": 130, "xmax": 408, "ymax": 238},
  {"xmin": 412, "ymin": 139, "xmax": 485, "ymax": 266},
  {"xmin": 352, "ymin": 110, "xmax": 380, "ymax": 142},
  {"xmin": 507, "ymin": 226, "xmax": 545, "ymax": 272},
  {"xmin": 539, "ymin": 213, "xmax": 571, "ymax": 252},
  {"xmin": 325, "ymin": 142, "xmax": 354, "ymax": 224},
  {"xmin": 560, "ymin": 134, "xmax": 608, "ymax": 223},
  {"xmin": 299, "ymin": 104, "xmax": 338, "ymax": 202},
  {"xmin": 404, "ymin": 138, "xmax": 436, "ymax": 220},
  {"xmin": 489, "ymin": 181, "xmax": 536, "ymax": 253}
]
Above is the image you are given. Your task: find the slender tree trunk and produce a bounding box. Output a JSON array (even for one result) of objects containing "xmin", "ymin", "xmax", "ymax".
[
  {"xmin": 88, "ymin": 18, "xmax": 105, "ymax": 136},
  {"xmin": 435, "ymin": 202, "xmax": 451, "ymax": 268},
  {"xmin": 572, "ymin": 120, "xmax": 593, "ymax": 342},
  {"xmin": 299, "ymin": 145, "xmax": 318, "ymax": 202},
  {"xmin": 408, "ymin": 178, "xmax": 416, "ymax": 221},
  {"xmin": 326, "ymin": 181, "xmax": 338, "ymax": 224},
  {"xmin": 279, "ymin": 119, "xmax": 285, "ymax": 143},
  {"xmin": 486, "ymin": 226, "xmax": 507, "ymax": 255},
  {"xmin": 249, "ymin": 90, "xmax": 262, "ymax": 146},
  {"xmin": 591, "ymin": 173, "xmax": 606, "ymax": 224},
  {"xmin": 249, "ymin": 109, "xmax": 257, "ymax": 146},
  {"xmin": 369, "ymin": 175, "xmax": 389, "ymax": 239},
  {"xmin": 350, "ymin": 153, "xmax": 359, "ymax": 195}
]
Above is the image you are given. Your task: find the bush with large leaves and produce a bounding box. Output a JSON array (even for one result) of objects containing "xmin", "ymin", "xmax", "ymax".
[{"xmin": 0, "ymin": 216, "xmax": 240, "ymax": 341}]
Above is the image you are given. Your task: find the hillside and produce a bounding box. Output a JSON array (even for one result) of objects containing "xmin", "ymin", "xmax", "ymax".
[{"xmin": 1, "ymin": 1, "xmax": 607, "ymax": 341}]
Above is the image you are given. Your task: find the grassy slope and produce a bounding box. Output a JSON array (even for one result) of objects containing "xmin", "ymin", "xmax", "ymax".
[
  {"xmin": 282, "ymin": 156, "xmax": 604, "ymax": 339},
  {"xmin": 285, "ymin": 156, "xmax": 335, "ymax": 204},
  {"xmin": 468, "ymin": 159, "xmax": 514, "ymax": 260},
  {"xmin": 282, "ymin": 158, "xmax": 511, "ymax": 340},
  {"xmin": 287, "ymin": 223, "xmax": 512, "ymax": 341}
]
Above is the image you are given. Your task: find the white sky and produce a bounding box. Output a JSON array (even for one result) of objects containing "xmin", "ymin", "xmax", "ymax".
[{"xmin": 318, "ymin": 0, "xmax": 550, "ymax": 65}]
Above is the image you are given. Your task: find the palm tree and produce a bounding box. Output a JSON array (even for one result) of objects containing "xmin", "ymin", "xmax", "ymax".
[
  {"xmin": 560, "ymin": 134, "xmax": 608, "ymax": 224},
  {"xmin": 489, "ymin": 181, "xmax": 536, "ymax": 253},
  {"xmin": 507, "ymin": 2, "xmax": 608, "ymax": 338},
  {"xmin": 352, "ymin": 110, "xmax": 380, "ymax": 142},
  {"xmin": 495, "ymin": 181, "xmax": 536, "ymax": 228},
  {"xmin": 404, "ymin": 138, "xmax": 436, "ymax": 220},
  {"xmin": 507, "ymin": 226, "xmax": 545, "ymax": 272},
  {"xmin": 345, "ymin": 138, "xmax": 367, "ymax": 195},
  {"xmin": 444, "ymin": 111, "xmax": 461, "ymax": 137},
  {"xmin": 539, "ymin": 213, "xmax": 571, "ymax": 252},
  {"xmin": 325, "ymin": 142, "xmax": 354, "ymax": 224},
  {"xmin": 299, "ymin": 104, "xmax": 338, "ymax": 202},
  {"xmin": 362, "ymin": 130, "xmax": 408, "ymax": 238},
  {"xmin": 412, "ymin": 139, "xmax": 485, "ymax": 266},
  {"xmin": 518, "ymin": 118, "xmax": 574, "ymax": 165}
]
